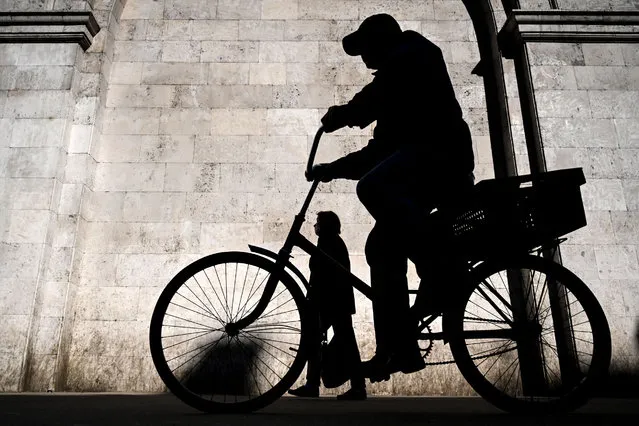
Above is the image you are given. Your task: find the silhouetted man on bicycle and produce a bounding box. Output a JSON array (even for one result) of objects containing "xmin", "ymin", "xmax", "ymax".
[{"xmin": 306, "ymin": 14, "xmax": 476, "ymax": 382}]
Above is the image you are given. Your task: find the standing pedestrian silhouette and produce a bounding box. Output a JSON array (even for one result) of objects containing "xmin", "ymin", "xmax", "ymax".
[
  {"xmin": 288, "ymin": 211, "xmax": 366, "ymax": 400},
  {"xmin": 306, "ymin": 14, "xmax": 476, "ymax": 382}
]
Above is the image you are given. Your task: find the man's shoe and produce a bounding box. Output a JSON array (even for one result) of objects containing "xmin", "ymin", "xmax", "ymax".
[
  {"xmin": 288, "ymin": 384, "xmax": 319, "ymax": 397},
  {"xmin": 336, "ymin": 387, "xmax": 367, "ymax": 401},
  {"xmin": 361, "ymin": 353, "xmax": 392, "ymax": 383},
  {"xmin": 388, "ymin": 348, "xmax": 425, "ymax": 374}
]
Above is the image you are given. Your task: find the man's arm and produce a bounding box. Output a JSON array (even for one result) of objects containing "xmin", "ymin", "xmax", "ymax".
[
  {"xmin": 322, "ymin": 77, "xmax": 380, "ymax": 131},
  {"xmin": 325, "ymin": 137, "xmax": 392, "ymax": 180}
]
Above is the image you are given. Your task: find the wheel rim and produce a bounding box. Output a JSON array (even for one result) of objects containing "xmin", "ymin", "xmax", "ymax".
[
  {"xmin": 456, "ymin": 258, "xmax": 608, "ymax": 408},
  {"xmin": 152, "ymin": 256, "xmax": 304, "ymax": 408}
]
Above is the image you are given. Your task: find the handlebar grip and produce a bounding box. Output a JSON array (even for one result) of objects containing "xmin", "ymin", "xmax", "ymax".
[{"xmin": 306, "ymin": 127, "xmax": 325, "ymax": 177}]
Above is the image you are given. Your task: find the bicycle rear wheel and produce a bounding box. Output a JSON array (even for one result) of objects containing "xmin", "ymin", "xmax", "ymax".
[
  {"xmin": 446, "ymin": 254, "xmax": 611, "ymax": 414},
  {"xmin": 149, "ymin": 252, "xmax": 309, "ymax": 413}
]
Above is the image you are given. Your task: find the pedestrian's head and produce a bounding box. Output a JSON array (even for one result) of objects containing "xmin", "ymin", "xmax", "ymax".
[
  {"xmin": 342, "ymin": 13, "xmax": 403, "ymax": 69},
  {"xmin": 315, "ymin": 211, "xmax": 341, "ymax": 237}
]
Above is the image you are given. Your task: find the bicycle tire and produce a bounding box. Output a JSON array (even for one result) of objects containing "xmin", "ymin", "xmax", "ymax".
[
  {"xmin": 149, "ymin": 251, "xmax": 310, "ymax": 413},
  {"xmin": 445, "ymin": 254, "xmax": 611, "ymax": 414}
]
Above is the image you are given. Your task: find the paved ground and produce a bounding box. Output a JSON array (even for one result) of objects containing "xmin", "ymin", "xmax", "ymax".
[{"xmin": 2, "ymin": 394, "xmax": 639, "ymax": 426}]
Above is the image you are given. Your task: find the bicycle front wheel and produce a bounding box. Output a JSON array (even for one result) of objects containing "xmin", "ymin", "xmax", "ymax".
[
  {"xmin": 446, "ymin": 254, "xmax": 611, "ymax": 414},
  {"xmin": 149, "ymin": 252, "xmax": 309, "ymax": 413}
]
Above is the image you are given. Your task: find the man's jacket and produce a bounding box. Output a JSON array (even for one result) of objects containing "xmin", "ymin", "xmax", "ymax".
[{"xmin": 329, "ymin": 30, "xmax": 475, "ymax": 181}]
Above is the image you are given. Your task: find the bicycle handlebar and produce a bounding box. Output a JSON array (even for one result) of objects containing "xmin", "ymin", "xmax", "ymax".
[{"xmin": 306, "ymin": 127, "xmax": 325, "ymax": 178}]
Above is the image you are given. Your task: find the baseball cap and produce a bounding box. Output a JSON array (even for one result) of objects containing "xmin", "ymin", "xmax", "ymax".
[{"xmin": 342, "ymin": 14, "xmax": 402, "ymax": 56}]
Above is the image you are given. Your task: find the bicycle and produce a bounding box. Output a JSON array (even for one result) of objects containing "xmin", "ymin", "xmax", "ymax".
[{"xmin": 149, "ymin": 127, "xmax": 611, "ymax": 414}]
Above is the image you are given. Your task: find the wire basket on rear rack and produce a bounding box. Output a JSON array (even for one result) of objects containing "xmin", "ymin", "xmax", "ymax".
[{"xmin": 449, "ymin": 168, "xmax": 587, "ymax": 260}]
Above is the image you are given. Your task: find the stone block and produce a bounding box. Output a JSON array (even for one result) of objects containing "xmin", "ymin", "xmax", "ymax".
[
  {"xmin": 286, "ymin": 63, "xmax": 339, "ymax": 85},
  {"xmin": 540, "ymin": 118, "xmax": 617, "ymax": 148},
  {"xmin": 218, "ymin": 0, "xmax": 262, "ymax": 19},
  {"xmin": 6, "ymin": 147, "xmax": 59, "ymax": 178},
  {"xmin": 159, "ymin": 108, "xmax": 211, "ymax": 135},
  {"xmin": 274, "ymin": 163, "xmax": 307, "ymax": 192},
  {"xmin": 319, "ymin": 42, "xmax": 360, "ymax": 63},
  {"xmin": 581, "ymin": 179, "xmax": 627, "ymax": 211},
  {"xmin": 619, "ymin": 148, "xmax": 639, "ymax": 179},
  {"xmin": 560, "ymin": 244, "xmax": 600, "ymax": 281},
  {"xmin": 358, "ymin": 0, "xmax": 435, "ymax": 20},
  {"xmin": 141, "ymin": 63, "xmax": 208, "ymax": 85},
  {"xmin": 201, "ymin": 41, "xmax": 259, "ymax": 62},
  {"xmin": 140, "ymin": 134, "xmax": 195, "ymax": 163},
  {"xmin": 164, "ymin": 163, "xmax": 220, "ymax": 192},
  {"xmin": 457, "ymin": 85, "xmax": 485, "ymax": 109},
  {"xmin": 3, "ymin": 178, "xmax": 53, "ymax": 210},
  {"xmin": 0, "ymin": 118, "xmax": 11, "ymax": 147},
  {"xmin": 449, "ymin": 42, "xmax": 480, "ymax": 63},
  {"xmin": 246, "ymin": 191, "xmax": 306, "ymax": 222},
  {"xmin": 52, "ymin": 213, "xmax": 78, "ymax": 247},
  {"xmin": 567, "ymin": 210, "xmax": 616, "ymax": 245},
  {"xmin": 531, "ymin": 65, "xmax": 578, "ymax": 90},
  {"xmin": 17, "ymin": 44, "xmax": 77, "ymax": 66},
  {"xmin": 92, "ymin": 134, "xmax": 147, "ymax": 162},
  {"xmin": 200, "ymin": 222, "xmax": 264, "ymax": 251},
  {"xmin": 421, "ymin": 20, "xmax": 473, "ymax": 42},
  {"xmin": 161, "ymin": 41, "xmax": 201, "ymax": 63},
  {"xmin": 582, "ymin": 44, "xmax": 625, "ymax": 66},
  {"xmin": 10, "ymin": 118, "xmax": 65, "ymax": 147},
  {"xmin": 68, "ymin": 124, "xmax": 93, "ymax": 154},
  {"xmin": 191, "ymin": 20, "xmax": 239, "ymax": 40},
  {"xmin": 194, "ymin": 135, "xmax": 249, "ymax": 163},
  {"xmin": 249, "ymin": 63, "xmax": 286, "ymax": 85},
  {"xmin": 298, "ymin": 0, "xmax": 358, "ymax": 19},
  {"xmin": 113, "ymin": 41, "xmax": 162, "ymax": 62},
  {"xmin": 105, "ymin": 85, "xmax": 176, "ymax": 108},
  {"xmin": 273, "ymin": 84, "xmax": 333, "ymax": 108},
  {"xmin": 44, "ymin": 247, "xmax": 72, "ymax": 282},
  {"xmin": 0, "ymin": 45, "xmax": 21, "ymax": 66},
  {"xmin": 73, "ymin": 72, "xmax": 100, "ymax": 98},
  {"xmin": 207, "ymin": 85, "xmax": 275, "ymax": 108},
  {"xmin": 75, "ymin": 287, "xmax": 140, "ymax": 321},
  {"xmin": 575, "ymin": 66, "xmax": 639, "ymax": 91},
  {"xmin": 247, "ymin": 135, "xmax": 307, "ymax": 163},
  {"xmin": 122, "ymin": 192, "xmax": 186, "ymax": 222},
  {"xmin": 209, "ymin": 63, "xmax": 250, "ymax": 85},
  {"xmin": 101, "ymin": 107, "xmax": 160, "ymax": 135},
  {"xmin": 0, "ymin": 314, "xmax": 29, "ymax": 354},
  {"xmin": 623, "ymin": 180, "xmax": 639, "ymax": 210},
  {"xmin": 164, "ymin": 0, "xmax": 217, "ymax": 19},
  {"xmin": 80, "ymin": 191, "xmax": 124, "ymax": 222},
  {"xmin": 621, "ymin": 44, "xmax": 639, "ymax": 66},
  {"xmin": 93, "ymin": 163, "xmax": 164, "ymax": 191},
  {"xmin": 219, "ymin": 163, "xmax": 276, "ymax": 192},
  {"xmin": 108, "ymin": 62, "xmax": 143, "ymax": 85},
  {"xmin": 536, "ymin": 90, "xmax": 591, "ymax": 118},
  {"xmin": 239, "ymin": 20, "xmax": 285, "ymax": 40},
  {"xmin": 121, "ymin": 0, "xmax": 164, "ymax": 19},
  {"xmin": 212, "ymin": 108, "xmax": 267, "ymax": 135},
  {"xmin": 161, "ymin": 20, "xmax": 191, "ymax": 40},
  {"xmin": 5, "ymin": 90, "xmax": 69, "ymax": 119},
  {"xmin": 73, "ymin": 97, "xmax": 98, "ymax": 125},
  {"xmin": 285, "ymin": 20, "xmax": 332, "ymax": 41},
  {"xmin": 58, "ymin": 183, "xmax": 83, "ymax": 215},
  {"xmin": 337, "ymin": 62, "xmax": 374, "ymax": 85},
  {"xmin": 0, "ymin": 66, "xmax": 16, "ymax": 90},
  {"xmin": 64, "ymin": 153, "xmax": 96, "ymax": 185},
  {"xmin": 259, "ymin": 41, "xmax": 319, "ymax": 63},
  {"xmin": 595, "ymin": 245, "xmax": 639, "ymax": 280},
  {"xmin": 70, "ymin": 320, "xmax": 147, "ymax": 358},
  {"xmin": 0, "ymin": 242, "xmax": 42, "ymax": 280},
  {"xmin": 14, "ymin": 66, "xmax": 73, "ymax": 90},
  {"xmin": 186, "ymin": 192, "xmax": 248, "ymax": 222},
  {"xmin": 113, "ymin": 19, "xmax": 148, "ymax": 41},
  {"xmin": 433, "ymin": 0, "xmax": 468, "ymax": 20},
  {"xmin": 614, "ymin": 119, "xmax": 639, "ymax": 148},
  {"xmin": 528, "ymin": 43, "xmax": 584, "ymax": 66},
  {"xmin": 611, "ymin": 211, "xmax": 639, "ymax": 244},
  {"xmin": 2, "ymin": 209, "xmax": 51, "ymax": 244},
  {"xmin": 546, "ymin": 147, "xmax": 621, "ymax": 179},
  {"xmin": 262, "ymin": 0, "xmax": 299, "ymax": 19},
  {"xmin": 590, "ymin": 91, "xmax": 639, "ymax": 118},
  {"xmin": 0, "ymin": 278, "xmax": 36, "ymax": 316},
  {"xmin": 266, "ymin": 108, "xmax": 318, "ymax": 135}
]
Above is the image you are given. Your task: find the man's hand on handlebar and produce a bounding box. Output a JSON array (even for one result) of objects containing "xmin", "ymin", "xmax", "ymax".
[
  {"xmin": 321, "ymin": 106, "xmax": 348, "ymax": 133},
  {"xmin": 305, "ymin": 163, "xmax": 333, "ymax": 182}
]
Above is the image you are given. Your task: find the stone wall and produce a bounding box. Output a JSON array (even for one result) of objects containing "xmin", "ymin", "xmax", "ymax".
[{"xmin": 1, "ymin": 0, "xmax": 638, "ymax": 396}]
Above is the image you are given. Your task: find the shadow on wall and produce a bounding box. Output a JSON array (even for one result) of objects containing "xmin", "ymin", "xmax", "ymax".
[
  {"xmin": 184, "ymin": 340, "xmax": 259, "ymax": 396},
  {"xmin": 595, "ymin": 320, "xmax": 639, "ymax": 397}
]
